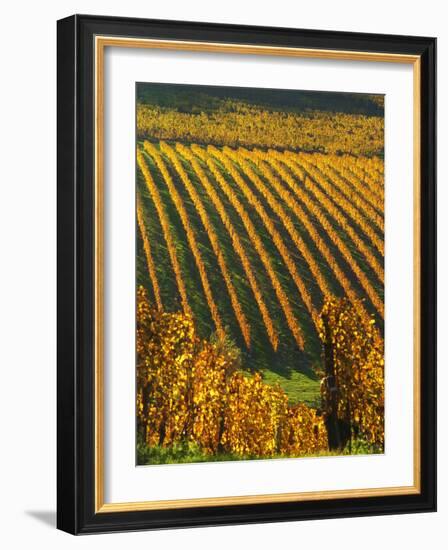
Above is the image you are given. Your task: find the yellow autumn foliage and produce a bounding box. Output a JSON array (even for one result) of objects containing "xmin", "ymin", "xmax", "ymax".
[
  {"xmin": 221, "ymin": 372, "xmax": 288, "ymax": 457},
  {"xmin": 137, "ymin": 285, "xmax": 328, "ymax": 458},
  {"xmin": 279, "ymin": 403, "xmax": 328, "ymax": 456},
  {"xmin": 136, "ymin": 142, "xmax": 385, "ymax": 458},
  {"xmin": 137, "ymin": 102, "xmax": 383, "ymax": 155},
  {"xmin": 319, "ymin": 296, "xmax": 384, "ymax": 447}
]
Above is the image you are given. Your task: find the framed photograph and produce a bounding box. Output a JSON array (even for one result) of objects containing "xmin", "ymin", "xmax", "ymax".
[{"xmin": 57, "ymin": 14, "xmax": 436, "ymax": 534}]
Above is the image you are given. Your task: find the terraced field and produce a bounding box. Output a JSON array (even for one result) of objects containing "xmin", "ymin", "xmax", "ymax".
[{"xmin": 136, "ymin": 141, "xmax": 384, "ymax": 405}]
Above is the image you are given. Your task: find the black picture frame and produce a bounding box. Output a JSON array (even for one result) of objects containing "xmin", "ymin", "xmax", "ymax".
[{"xmin": 57, "ymin": 14, "xmax": 436, "ymax": 535}]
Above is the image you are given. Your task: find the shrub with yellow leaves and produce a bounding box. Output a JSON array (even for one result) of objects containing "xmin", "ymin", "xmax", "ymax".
[
  {"xmin": 137, "ymin": 285, "xmax": 329, "ymax": 459},
  {"xmin": 188, "ymin": 345, "xmax": 231, "ymax": 454},
  {"xmin": 280, "ymin": 403, "xmax": 328, "ymax": 456},
  {"xmin": 137, "ymin": 285, "xmax": 233, "ymax": 452},
  {"xmin": 221, "ymin": 372, "xmax": 288, "ymax": 457},
  {"xmin": 318, "ymin": 296, "xmax": 384, "ymax": 449}
]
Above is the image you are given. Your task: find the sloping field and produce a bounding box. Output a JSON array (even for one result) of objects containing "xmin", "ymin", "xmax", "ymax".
[{"xmin": 136, "ymin": 141, "xmax": 384, "ymax": 405}]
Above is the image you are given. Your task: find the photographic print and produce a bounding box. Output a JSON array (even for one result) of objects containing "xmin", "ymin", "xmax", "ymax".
[
  {"xmin": 135, "ymin": 83, "xmax": 385, "ymax": 465},
  {"xmin": 57, "ymin": 16, "xmax": 436, "ymax": 533}
]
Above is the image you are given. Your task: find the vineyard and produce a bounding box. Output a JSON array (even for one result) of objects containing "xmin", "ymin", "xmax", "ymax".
[{"xmin": 136, "ymin": 140, "xmax": 384, "ymax": 408}]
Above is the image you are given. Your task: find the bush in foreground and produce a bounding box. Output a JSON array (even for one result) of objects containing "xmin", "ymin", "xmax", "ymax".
[{"xmin": 137, "ymin": 286, "xmax": 327, "ymax": 460}]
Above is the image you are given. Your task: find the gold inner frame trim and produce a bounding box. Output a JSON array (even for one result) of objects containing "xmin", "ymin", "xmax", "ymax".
[{"xmin": 94, "ymin": 35, "xmax": 422, "ymax": 513}]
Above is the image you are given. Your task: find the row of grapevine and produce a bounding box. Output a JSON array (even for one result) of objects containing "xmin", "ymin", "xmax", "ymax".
[
  {"xmin": 343, "ymin": 156, "xmax": 384, "ymax": 200},
  {"xmin": 232, "ymin": 149, "xmax": 331, "ymax": 312},
  {"xmin": 287, "ymin": 151, "xmax": 384, "ymax": 234},
  {"xmin": 305, "ymin": 155, "xmax": 384, "ymax": 258},
  {"xmin": 137, "ymin": 102, "xmax": 384, "ymax": 155},
  {"xmin": 206, "ymin": 145, "xmax": 305, "ymax": 350},
  {"xmin": 223, "ymin": 147, "xmax": 320, "ymax": 328},
  {"xmin": 137, "ymin": 141, "xmax": 384, "ymax": 353},
  {"xmin": 176, "ymin": 142, "xmax": 279, "ymax": 350},
  {"xmin": 247, "ymin": 147, "xmax": 383, "ymax": 285},
  {"xmin": 284, "ymin": 153, "xmax": 384, "ymax": 281},
  {"xmin": 363, "ymin": 157, "xmax": 385, "ymax": 184},
  {"xmin": 272, "ymin": 153, "xmax": 384, "ymax": 319},
  {"xmin": 351, "ymin": 162, "xmax": 383, "ymax": 194},
  {"xmin": 137, "ymin": 149, "xmax": 193, "ymax": 318},
  {"xmin": 249, "ymin": 151, "xmax": 374, "ymax": 327},
  {"xmin": 143, "ymin": 141, "xmax": 225, "ymax": 340},
  {"xmin": 160, "ymin": 141, "xmax": 251, "ymax": 348},
  {"xmin": 136, "ymin": 194, "xmax": 163, "ymax": 311},
  {"xmin": 326, "ymin": 155, "xmax": 384, "ymax": 214}
]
